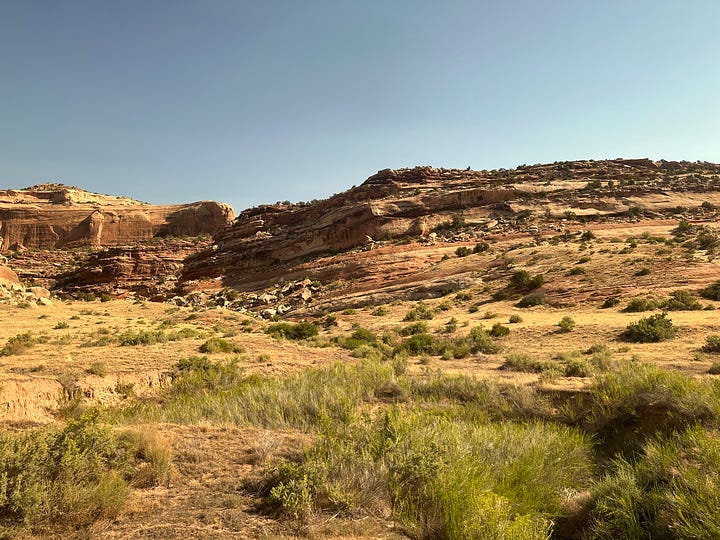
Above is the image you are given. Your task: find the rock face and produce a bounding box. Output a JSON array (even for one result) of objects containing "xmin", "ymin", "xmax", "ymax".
[
  {"xmin": 182, "ymin": 159, "xmax": 720, "ymax": 292},
  {"xmin": 0, "ymin": 183, "xmax": 235, "ymax": 250},
  {"xmin": 56, "ymin": 238, "xmax": 214, "ymax": 298}
]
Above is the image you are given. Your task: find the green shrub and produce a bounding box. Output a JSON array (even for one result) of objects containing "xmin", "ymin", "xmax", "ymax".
[
  {"xmin": 473, "ymin": 242, "xmax": 490, "ymax": 253},
  {"xmin": 86, "ymin": 362, "xmax": 108, "ymax": 377},
  {"xmin": 578, "ymin": 363, "xmax": 720, "ymax": 456},
  {"xmin": 455, "ymin": 291, "xmax": 473, "ymax": 301},
  {"xmin": 199, "ymin": 337, "xmax": 244, "ymax": 354},
  {"xmin": 587, "ymin": 426, "xmax": 720, "ymax": 538},
  {"xmin": 516, "ymin": 292, "xmax": 547, "ymax": 308},
  {"xmin": 0, "ymin": 331, "xmax": 38, "ymax": 356},
  {"xmin": 703, "ymin": 335, "xmax": 720, "ymax": 353},
  {"xmin": 403, "ymin": 334, "xmax": 437, "ymax": 355},
  {"xmin": 443, "ymin": 317, "xmax": 458, "ymax": 334},
  {"xmin": 708, "ymin": 362, "xmax": 720, "ymax": 375},
  {"xmin": 622, "ymin": 313, "xmax": 676, "ymax": 342},
  {"xmin": 557, "ymin": 316, "xmax": 576, "ymax": 333},
  {"xmin": 467, "ymin": 327, "xmax": 501, "ymax": 354},
  {"xmin": 403, "ymin": 303, "xmax": 434, "ymax": 321},
  {"xmin": 263, "ymin": 410, "xmax": 592, "ymax": 538},
  {"xmin": 265, "ymin": 322, "xmax": 319, "ymax": 340},
  {"xmin": 510, "ymin": 271, "xmax": 544, "ymax": 291},
  {"xmin": 399, "ymin": 322, "xmax": 429, "ymax": 336},
  {"xmin": 568, "ymin": 266, "xmax": 586, "ymax": 276},
  {"xmin": 623, "ymin": 297, "xmax": 658, "ymax": 312},
  {"xmin": 371, "ymin": 306, "xmax": 388, "ymax": 316},
  {"xmin": 501, "ymin": 354, "xmax": 556, "ymax": 374},
  {"xmin": 600, "ymin": 297, "xmax": 621, "ymax": 309},
  {"xmin": 700, "ymin": 280, "xmax": 720, "ymax": 300},
  {"xmin": 339, "ymin": 327, "xmax": 379, "ymax": 350},
  {"xmin": 455, "ymin": 246, "xmax": 472, "ymax": 257},
  {"xmin": 508, "ymin": 314, "xmax": 523, "ymax": 323},
  {"xmin": 0, "ymin": 412, "xmax": 166, "ymax": 534},
  {"xmin": 53, "ymin": 321, "xmax": 70, "ymax": 330},
  {"xmin": 489, "ymin": 323, "xmax": 510, "ymax": 337},
  {"xmin": 661, "ymin": 290, "xmax": 702, "ymax": 311}
]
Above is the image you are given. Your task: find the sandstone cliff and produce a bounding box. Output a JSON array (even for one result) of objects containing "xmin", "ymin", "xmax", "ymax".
[
  {"xmin": 181, "ymin": 159, "xmax": 720, "ymax": 293},
  {"xmin": 0, "ymin": 183, "xmax": 235, "ymax": 250}
]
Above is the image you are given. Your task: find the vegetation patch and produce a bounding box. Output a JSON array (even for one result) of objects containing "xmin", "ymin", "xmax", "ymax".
[
  {"xmin": 0, "ymin": 412, "xmax": 169, "ymax": 536},
  {"xmin": 622, "ymin": 313, "xmax": 676, "ymax": 342},
  {"xmin": 199, "ymin": 337, "xmax": 244, "ymax": 354},
  {"xmin": 265, "ymin": 322, "xmax": 319, "ymax": 340}
]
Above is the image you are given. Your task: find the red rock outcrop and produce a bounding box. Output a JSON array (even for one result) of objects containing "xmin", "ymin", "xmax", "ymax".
[
  {"xmin": 56, "ymin": 238, "xmax": 213, "ymax": 298},
  {"xmin": 181, "ymin": 159, "xmax": 720, "ymax": 292},
  {"xmin": 0, "ymin": 183, "xmax": 234, "ymax": 250}
]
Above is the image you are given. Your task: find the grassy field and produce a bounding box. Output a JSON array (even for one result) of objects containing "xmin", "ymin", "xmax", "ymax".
[{"xmin": 3, "ymin": 227, "xmax": 720, "ymax": 537}]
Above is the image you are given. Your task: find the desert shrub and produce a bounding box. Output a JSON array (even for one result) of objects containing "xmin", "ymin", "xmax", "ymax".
[
  {"xmin": 473, "ymin": 242, "xmax": 490, "ymax": 253},
  {"xmin": 455, "ymin": 246, "xmax": 472, "ymax": 257},
  {"xmin": 167, "ymin": 357, "xmax": 245, "ymax": 398},
  {"xmin": 508, "ymin": 314, "xmax": 523, "ymax": 323},
  {"xmin": 117, "ymin": 327, "xmax": 201, "ymax": 346},
  {"xmin": 576, "ymin": 363, "xmax": 720, "ymax": 456},
  {"xmin": 516, "ymin": 292, "xmax": 547, "ymax": 308},
  {"xmin": 697, "ymin": 230, "xmax": 720, "ymax": 251},
  {"xmin": 403, "ymin": 334, "xmax": 437, "ymax": 355},
  {"xmin": 482, "ymin": 311, "xmax": 497, "ymax": 319},
  {"xmin": 265, "ymin": 322, "xmax": 318, "ymax": 340},
  {"xmin": 0, "ymin": 412, "xmax": 164, "ymax": 535},
  {"xmin": 434, "ymin": 214, "xmax": 466, "ymax": 232},
  {"xmin": 370, "ymin": 306, "xmax": 388, "ymax": 316},
  {"xmin": 53, "ymin": 321, "xmax": 69, "ymax": 329},
  {"xmin": 600, "ymin": 296, "xmax": 621, "ymax": 309},
  {"xmin": 587, "ymin": 426, "xmax": 720, "ymax": 538},
  {"xmin": 634, "ymin": 267, "xmax": 651, "ymax": 276},
  {"xmin": 661, "ymin": 290, "xmax": 702, "ymax": 311},
  {"xmin": 700, "ymin": 280, "xmax": 720, "ymax": 301},
  {"xmin": 403, "ymin": 303, "xmax": 434, "ymax": 321},
  {"xmin": 399, "ymin": 322, "xmax": 429, "ymax": 336},
  {"xmin": 489, "ymin": 323, "xmax": 510, "ymax": 337},
  {"xmin": 623, "ymin": 297, "xmax": 658, "ymax": 312},
  {"xmin": 0, "ymin": 331, "xmax": 38, "ymax": 356},
  {"xmin": 501, "ymin": 354, "xmax": 556, "ymax": 374},
  {"xmin": 86, "ymin": 362, "xmax": 108, "ymax": 377},
  {"xmin": 509, "ymin": 271, "xmax": 544, "ymax": 291},
  {"xmin": 557, "ymin": 316, "xmax": 576, "ymax": 333},
  {"xmin": 199, "ymin": 337, "xmax": 244, "ymax": 354},
  {"xmin": 443, "ymin": 317, "xmax": 458, "ymax": 334},
  {"xmin": 708, "ymin": 362, "xmax": 720, "ymax": 375},
  {"xmin": 100, "ymin": 293, "xmax": 112, "ymax": 302},
  {"xmin": 130, "ymin": 359, "xmax": 398, "ymax": 429},
  {"xmin": 263, "ymin": 410, "xmax": 591, "ymax": 538},
  {"xmin": 116, "ymin": 428, "xmax": 172, "ymax": 488},
  {"xmin": 339, "ymin": 327, "xmax": 379, "ymax": 351},
  {"xmin": 568, "ymin": 266, "xmax": 586, "ymax": 276},
  {"xmin": 454, "ymin": 291, "xmax": 473, "ymax": 301},
  {"xmin": 467, "ymin": 326, "xmax": 501, "ymax": 354},
  {"xmin": 622, "ymin": 313, "xmax": 676, "ymax": 343},
  {"xmin": 702, "ymin": 335, "xmax": 720, "ymax": 353},
  {"xmin": 118, "ymin": 330, "xmax": 166, "ymax": 346}
]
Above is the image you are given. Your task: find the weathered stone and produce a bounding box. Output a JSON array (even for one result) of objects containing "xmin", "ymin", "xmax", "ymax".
[{"xmin": 0, "ymin": 184, "xmax": 234, "ymax": 250}]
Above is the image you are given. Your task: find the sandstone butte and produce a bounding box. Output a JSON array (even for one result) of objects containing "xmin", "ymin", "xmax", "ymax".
[
  {"xmin": 0, "ymin": 183, "xmax": 235, "ymax": 250},
  {"xmin": 181, "ymin": 158, "xmax": 720, "ymax": 293}
]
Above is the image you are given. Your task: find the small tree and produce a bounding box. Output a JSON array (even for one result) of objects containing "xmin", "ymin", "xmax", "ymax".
[
  {"xmin": 622, "ymin": 313, "xmax": 676, "ymax": 343},
  {"xmin": 557, "ymin": 316, "xmax": 576, "ymax": 333}
]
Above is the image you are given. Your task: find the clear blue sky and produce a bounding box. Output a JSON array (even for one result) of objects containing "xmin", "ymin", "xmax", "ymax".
[{"xmin": 1, "ymin": 1, "xmax": 718, "ymax": 212}]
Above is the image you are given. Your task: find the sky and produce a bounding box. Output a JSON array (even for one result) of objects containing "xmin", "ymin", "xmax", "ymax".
[{"xmin": 1, "ymin": 1, "xmax": 719, "ymax": 212}]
